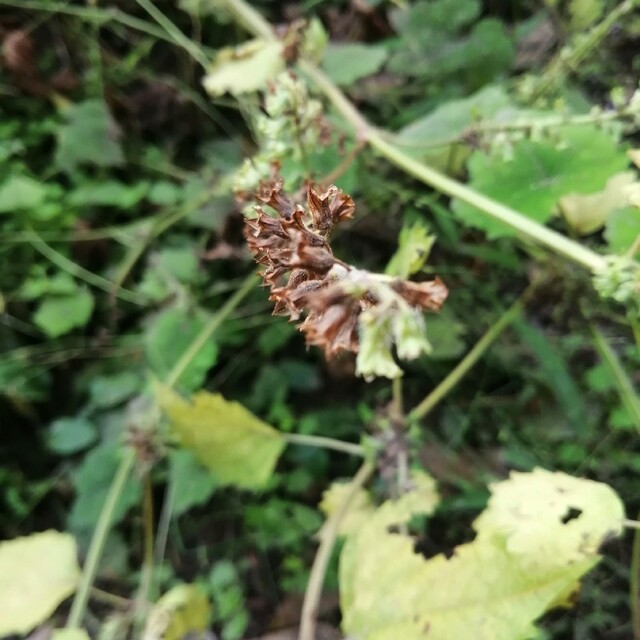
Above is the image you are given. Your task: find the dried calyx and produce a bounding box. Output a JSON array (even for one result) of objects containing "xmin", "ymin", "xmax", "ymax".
[{"xmin": 244, "ymin": 179, "xmax": 448, "ymax": 379}]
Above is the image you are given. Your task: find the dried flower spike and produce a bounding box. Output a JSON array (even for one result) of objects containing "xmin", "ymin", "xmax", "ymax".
[{"xmin": 244, "ymin": 179, "xmax": 448, "ymax": 379}]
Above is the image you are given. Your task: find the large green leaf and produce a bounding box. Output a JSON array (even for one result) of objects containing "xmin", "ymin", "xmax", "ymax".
[
  {"xmin": 0, "ymin": 530, "xmax": 80, "ymax": 636},
  {"xmin": 452, "ymin": 125, "xmax": 629, "ymax": 238},
  {"xmin": 157, "ymin": 386, "xmax": 286, "ymax": 490},
  {"xmin": 340, "ymin": 468, "xmax": 623, "ymax": 640},
  {"xmin": 169, "ymin": 449, "xmax": 218, "ymax": 517},
  {"xmin": 55, "ymin": 99, "xmax": 124, "ymax": 173}
]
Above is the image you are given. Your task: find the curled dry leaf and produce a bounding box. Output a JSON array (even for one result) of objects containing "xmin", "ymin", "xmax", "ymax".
[{"xmin": 244, "ymin": 179, "xmax": 448, "ymax": 377}]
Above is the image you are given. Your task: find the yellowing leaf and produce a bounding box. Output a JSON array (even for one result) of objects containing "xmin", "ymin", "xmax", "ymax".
[
  {"xmin": 319, "ymin": 483, "xmax": 375, "ymax": 537},
  {"xmin": 340, "ymin": 468, "xmax": 623, "ymax": 640},
  {"xmin": 385, "ymin": 221, "xmax": 435, "ymax": 278},
  {"xmin": 157, "ymin": 385, "xmax": 285, "ymax": 489},
  {"xmin": 52, "ymin": 630, "xmax": 91, "ymax": 640},
  {"xmin": 142, "ymin": 584, "xmax": 211, "ymax": 640},
  {"xmin": 0, "ymin": 530, "xmax": 80, "ymax": 636},
  {"xmin": 559, "ymin": 172, "xmax": 638, "ymax": 235},
  {"xmin": 473, "ymin": 468, "xmax": 625, "ymax": 569},
  {"xmin": 203, "ymin": 39, "xmax": 284, "ymax": 96}
]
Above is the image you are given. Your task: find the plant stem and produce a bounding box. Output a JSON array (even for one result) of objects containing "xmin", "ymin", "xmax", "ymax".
[
  {"xmin": 591, "ymin": 325, "xmax": 640, "ymax": 432},
  {"xmin": 66, "ymin": 449, "xmax": 136, "ymax": 628},
  {"xmin": 299, "ymin": 461, "xmax": 375, "ymax": 640},
  {"xmin": 222, "ymin": 0, "xmax": 609, "ymax": 275},
  {"xmin": 135, "ymin": 471, "xmax": 155, "ymax": 616},
  {"xmin": 133, "ymin": 0, "xmax": 209, "ymax": 67},
  {"xmin": 408, "ymin": 294, "xmax": 527, "ymax": 422},
  {"xmin": 164, "ymin": 272, "xmax": 257, "ymax": 387},
  {"xmin": 29, "ymin": 231, "xmax": 145, "ymax": 305},
  {"xmin": 284, "ymin": 433, "xmax": 365, "ymax": 457}
]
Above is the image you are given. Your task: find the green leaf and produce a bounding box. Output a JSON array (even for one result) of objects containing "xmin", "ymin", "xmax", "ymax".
[
  {"xmin": 559, "ymin": 172, "xmax": 637, "ymax": 235},
  {"xmin": 143, "ymin": 584, "xmax": 212, "ymax": 640},
  {"xmin": 385, "ymin": 221, "xmax": 435, "ymax": 278},
  {"xmin": 55, "ymin": 99, "xmax": 124, "ymax": 173},
  {"xmin": 145, "ymin": 307, "xmax": 218, "ymax": 392},
  {"xmin": 0, "ymin": 530, "xmax": 80, "ymax": 636},
  {"xmin": 203, "ymin": 39, "xmax": 284, "ymax": 96},
  {"xmin": 605, "ymin": 207, "xmax": 640, "ymax": 254},
  {"xmin": 69, "ymin": 180, "xmax": 149, "ymax": 208},
  {"xmin": 319, "ymin": 482, "xmax": 375, "ymax": 537},
  {"xmin": 0, "ymin": 174, "xmax": 48, "ymax": 214},
  {"xmin": 322, "ymin": 43, "xmax": 388, "ymax": 87},
  {"xmin": 453, "ymin": 125, "xmax": 629, "ymax": 238},
  {"xmin": 48, "ymin": 416, "xmax": 97, "ymax": 454},
  {"xmin": 515, "ymin": 320, "xmax": 590, "ymax": 435},
  {"xmin": 157, "ymin": 386, "xmax": 286, "ymax": 490},
  {"xmin": 340, "ymin": 468, "xmax": 623, "ymax": 640},
  {"xmin": 69, "ymin": 445, "xmax": 141, "ymax": 530},
  {"xmin": 33, "ymin": 288, "xmax": 94, "ymax": 338},
  {"xmin": 169, "ymin": 449, "xmax": 218, "ymax": 517},
  {"xmin": 396, "ymin": 85, "xmax": 512, "ymax": 171},
  {"xmin": 88, "ymin": 371, "xmax": 141, "ymax": 408}
]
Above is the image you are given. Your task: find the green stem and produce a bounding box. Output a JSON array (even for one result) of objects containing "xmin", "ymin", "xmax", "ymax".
[
  {"xmin": 284, "ymin": 433, "xmax": 365, "ymax": 457},
  {"xmin": 29, "ymin": 231, "xmax": 145, "ymax": 305},
  {"xmin": 408, "ymin": 294, "xmax": 526, "ymax": 422},
  {"xmin": 135, "ymin": 471, "xmax": 155, "ymax": 617},
  {"xmin": 133, "ymin": 0, "xmax": 209, "ymax": 67},
  {"xmin": 591, "ymin": 325, "xmax": 640, "ymax": 432},
  {"xmin": 66, "ymin": 449, "xmax": 136, "ymax": 628},
  {"xmin": 222, "ymin": 0, "xmax": 608, "ymax": 275},
  {"xmin": 164, "ymin": 272, "xmax": 257, "ymax": 387},
  {"xmin": 299, "ymin": 461, "xmax": 375, "ymax": 640}
]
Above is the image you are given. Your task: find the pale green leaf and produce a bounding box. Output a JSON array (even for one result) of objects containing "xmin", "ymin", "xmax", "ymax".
[
  {"xmin": 385, "ymin": 221, "xmax": 434, "ymax": 278},
  {"xmin": 340, "ymin": 468, "xmax": 623, "ymax": 640},
  {"xmin": 52, "ymin": 630, "xmax": 91, "ymax": 640},
  {"xmin": 0, "ymin": 174, "xmax": 48, "ymax": 214},
  {"xmin": 356, "ymin": 311, "xmax": 402, "ymax": 381},
  {"xmin": 143, "ymin": 584, "xmax": 211, "ymax": 640},
  {"xmin": 144, "ymin": 307, "xmax": 218, "ymax": 392},
  {"xmin": 0, "ymin": 531, "xmax": 80, "ymax": 636},
  {"xmin": 559, "ymin": 172, "xmax": 637, "ymax": 235},
  {"xmin": 69, "ymin": 445, "xmax": 141, "ymax": 530},
  {"xmin": 605, "ymin": 207, "xmax": 640, "ymax": 254},
  {"xmin": 169, "ymin": 449, "xmax": 218, "ymax": 516},
  {"xmin": 158, "ymin": 386, "xmax": 286, "ymax": 489},
  {"xmin": 48, "ymin": 416, "xmax": 97, "ymax": 454},
  {"xmin": 88, "ymin": 371, "xmax": 141, "ymax": 408},
  {"xmin": 203, "ymin": 39, "xmax": 284, "ymax": 96},
  {"xmin": 453, "ymin": 125, "xmax": 629, "ymax": 238},
  {"xmin": 322, "ymin": 43, "xmax": 388, "ymax": 86},
  {"xmin": 568, "ymin": 0, "xmax": 604, "ymax": 31},
  {"xmin": 396, "ymin": 85, "xmax": 512, "ymax": 171},
  {"xmin": 55, "ymin": 99, "xmax": 124, "ymax": 173},
  {"xmin": 33, "ymin": 288, "xmax": 94, "ymax": 338}
]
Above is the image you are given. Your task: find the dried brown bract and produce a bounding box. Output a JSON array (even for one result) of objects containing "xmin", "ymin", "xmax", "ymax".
[{"xmin": 244, "ymin": 180, "xmax": 448, "ymax": 377}]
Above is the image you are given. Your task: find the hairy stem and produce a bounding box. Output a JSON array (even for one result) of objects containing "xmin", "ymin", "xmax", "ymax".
[
  {"xmin": 299, "ymin": 461, "xmax": 375, "ymax": 640},
  {"xmin": 409, "ymin": 293, "xmax": 527, "ymax": 422},
  {"xmin": 66, "ymin": 449, "xmax": 136, "ymax": 628},
  {"xmin": 284, "ymin": 433, "xmax": 365, "ymax": 457}
]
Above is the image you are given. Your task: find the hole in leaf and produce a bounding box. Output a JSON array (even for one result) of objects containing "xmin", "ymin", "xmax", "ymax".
[
  {"xmin": 561, "ymin": 506, "xmax": 582, "ymax": 524},
  {"xmin": 413, "ymin": 511, "xmax": 477, "ymax": 560}
]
